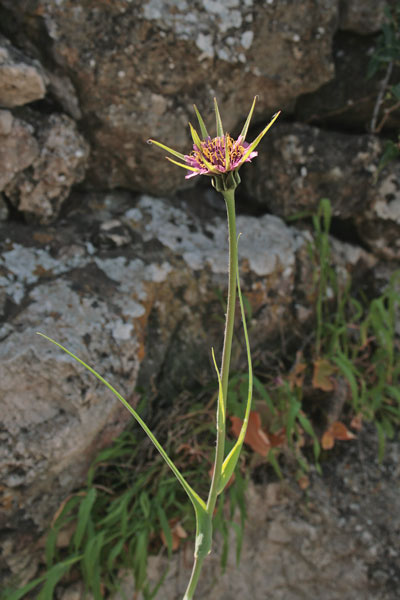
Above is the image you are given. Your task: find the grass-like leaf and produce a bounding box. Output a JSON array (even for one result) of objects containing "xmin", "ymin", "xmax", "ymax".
[{"xmin": 36, "ymin": 333, "xmax": 206, "ymax": 515}]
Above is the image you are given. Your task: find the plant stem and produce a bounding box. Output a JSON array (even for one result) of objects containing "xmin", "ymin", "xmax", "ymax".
[
  {"xmin": 182, "ymin": 555, "xmax": 205, "ymax": 600},
  {"xmin": 207, "ymin": 188, "xmax": 237, "ymax": 515},
  {"xmin": 182, "ymin": 188, "xmax": 238, "ymax": 600}
]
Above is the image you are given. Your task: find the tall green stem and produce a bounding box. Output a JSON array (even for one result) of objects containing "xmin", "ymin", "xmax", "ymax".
[
  {"xmin": 183, "ymin": 189, "xmax": 238, "ymax": 600},
  {"xmin": 207, "ymin": 188, "xmax": 237, "ymax": 514},
  {"xmin": 183, "ymin": 555, "xmax": 205, "ymax": 600}
]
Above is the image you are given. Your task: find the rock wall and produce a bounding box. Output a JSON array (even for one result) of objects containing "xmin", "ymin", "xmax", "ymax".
[{"xmin": 0, "ymin": 0, "xmax": 399, "ymax": 593}]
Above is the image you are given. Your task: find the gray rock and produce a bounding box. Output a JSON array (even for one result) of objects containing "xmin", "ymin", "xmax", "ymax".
[
  {"xmin": 244, "ymin": 121, "xmax": 381, "ymax": 219},
  {"xmin": 0, "ymin": 116, "xmax": 39, "ymax": 191},
  {"xmin": 0, "ymin": 0, "xmax": 339, "ymax": 195},
  {"xmin": 0, "ymin": 193, "xmax": 9, "ymax": 221},
  {"xmin": 0, "ymin": 108, "xmax": 13, "ymax": 134},
  {"xmin": 4, "ymin": 113, "xmax": 89, "ymax": 223},
  {"xmin": 294, "ymin": 32, "xmax": 400, "ymax": 133},
  {"xmin": 339, "ymin": 0, "xmax": 387, "ymax": 34},
  {"xmin": 360, "ymin": 161, "xmax": 400, "ymax": 259},
  {"xmin": 0, "ymin": 34, "xmax": 47, "ymax": 107}
]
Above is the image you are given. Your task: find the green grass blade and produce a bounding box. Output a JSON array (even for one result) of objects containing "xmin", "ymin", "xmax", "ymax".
[
  {"xmin": 157, "ymin": 505, "xmax": 173, "ymax": 557},
  {"xmin": 73, "ymin": 487, "xmax": 97, "ymax": 551},
  {"xmin": 83, "ymin": 532, "xmax": 105, "ymax": 599},
  {"xmin": 36, "ymin": 333, "xmax": 206, "ymax": 514},
  {"xmin": 37, "ymin": 557, "xmax": 81, "ymax": 600},
  {"xmin": 107, "ymin": 538, "xmax": 125, "ymax": 571}
]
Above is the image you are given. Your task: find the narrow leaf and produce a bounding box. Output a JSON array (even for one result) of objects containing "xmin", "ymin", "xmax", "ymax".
[
  {"xmin": 157, "ymin": 506, "xmax": 173, "ymax": 557},
  {"xmin": 36, "ymin": 333, "xmax": 206, "ymax": 514},
  {"xmin": 73, "ymin": 488, "xmax": 96, "ymax": 551},
  {"xmin": 37, "ymin": 558, "xmax": 81, "ymax": 600}
]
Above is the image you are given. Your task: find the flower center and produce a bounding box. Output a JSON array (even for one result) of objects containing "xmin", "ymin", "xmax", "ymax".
[{"xmin": 192, "ymin": 135, "xmax": 245, "ymax": 169}]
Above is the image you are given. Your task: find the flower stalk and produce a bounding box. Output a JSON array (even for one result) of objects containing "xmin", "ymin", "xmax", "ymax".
[{"xmin": 38, "ymin": 96, "xmax": 279, "ymax": 600}]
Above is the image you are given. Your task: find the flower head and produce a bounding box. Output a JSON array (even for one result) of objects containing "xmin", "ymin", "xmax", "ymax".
[{"xmin": 148, "ymin": 97, "xmax": 280, "ymax": 191}]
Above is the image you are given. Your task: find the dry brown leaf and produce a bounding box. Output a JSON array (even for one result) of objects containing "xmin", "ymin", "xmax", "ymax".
[
  {"xmin": 322, "ymin": 420, "xmax": 356, "ymax": 450},
  {"xmin": 269, "ymin": 428, "xmax": 286, "ymax": 448},
  {"xmin": 330, "ymin": 421, "xmax": 356, "ymax": 441},
  {"xmin": 297, "ymin": 475, "xmax": 310, "ymax": 490},
  {"xmin": 161, "ymin": 519, "xmax": 188, "ymax": 551},
  {"xmin": 350, "ymin": 413, "xmax": 363, "ymax": 431},
  {"xmin": 321, "ymin": 429, "xmax": 335, "ymax": 450},
  {"xmin": 312, "ymin": 358, "xmax": 336, "ymax": 392},
  {"xmin": 288, "ymin": 360, "xmax": 307, "ymax": 390}
]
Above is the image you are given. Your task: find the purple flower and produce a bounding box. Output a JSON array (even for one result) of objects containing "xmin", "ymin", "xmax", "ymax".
[{"xmin": 148, "ymin": 97, "xmax": 280, "ymax": 183}]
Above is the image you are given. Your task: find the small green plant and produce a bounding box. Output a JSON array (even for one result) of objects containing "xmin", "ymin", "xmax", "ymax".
[
  {"xmin": 302, "ymin": 199, "xmax": 400, "ymax": 458},
  {"xmin": 228, "ymin": 199, "xmax": 400, "ymax": 481}
]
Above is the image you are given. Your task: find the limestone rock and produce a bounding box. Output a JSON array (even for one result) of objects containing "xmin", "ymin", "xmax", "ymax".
[
  {"xmin": 4, "ymin": 113, "xmax": 89, "ymax": 223},
  {"xmin": 0, "ymin": 115, "xmax": 39, "ymax": 191},
  {"xmin": 339, "ymin": 0, "xmax": 388, "ymax": 34},
  {"xmin": 360, "ymin": 162, "xmax": 400, "ymax": 259},
  {"xmin": 294, "ymin": 31, "xmax": 400, "ymax": 133},
  {"xmin": 0, "ymin": 194, "xmax": 9, "ymax": 221},
  {"xmin": 0, "ymin": 0, "xmax": 339, "ymax": 195},
  {"xmin": 244, "ymin": 121, "xmax": 381, "ymax": 219},
  {"xmin": 0, "ymin": 34, "xmax": 47, "ymax": 107},
  {"xmin": 244, "ymin": 120, "xmax": 400, "ymax": 259}
]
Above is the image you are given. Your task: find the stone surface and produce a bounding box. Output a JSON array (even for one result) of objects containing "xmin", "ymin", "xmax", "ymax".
[
  {"xmin": 0, "ymin": 34, "xmax": 46, "ymax": 107},
  {"xmin": 4, "ymin": 113, "xmax": 89, "ymax": 223},
  {"xmin": 0, "ymin": 194, "xmax": 9, "ymax": 221},
  {"xmin": 294, "ymin": 31, "xmax": 400, "ymax": 133},
  {"xmin": 0, "ymin": 116, "xmax": 39, "ymax": 191},
  {"xmin": 339, "ymin": 0, "xmax": 388, "ymax": 34},
  {"xmin": 0, "ymin": 0, "xmax": 338, "ymax": 195},
  {"xmin": 243, "ymin": 120, "xmax": 400, "ymax": 259},
  {"xmin": 359, "ymin": 160, "xmax": 400, "ymax": 259},
  {"xmin": 244, "ymin": 121, "xmax": 381, "ymax": 219}
]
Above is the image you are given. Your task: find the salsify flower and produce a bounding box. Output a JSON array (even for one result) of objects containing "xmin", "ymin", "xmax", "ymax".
[{"xmin": 148, "ymin": 96, "xmax": 280, "ymax": 191}]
